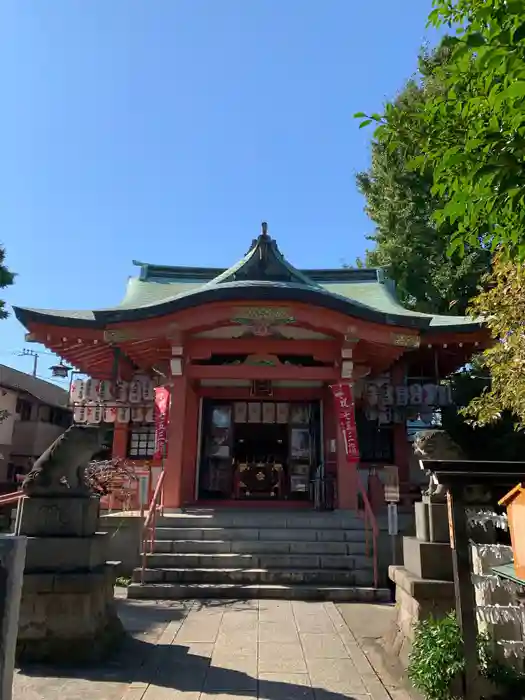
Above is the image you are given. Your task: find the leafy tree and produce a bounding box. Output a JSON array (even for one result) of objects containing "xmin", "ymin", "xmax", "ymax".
[
  {"xmin": 358, "ymin": 0, "xmax": 525, "ymax": 260},
  {"xmin": 458, "ymin": 257, "xmax": 525, "ymax": 429},
  {"xmin": 0, "ymin": 244, "xmax": 14, "ymax": 320},
  {"xmin": 356, "ymin": 44, "xmax": 490, "ymax": 313}
]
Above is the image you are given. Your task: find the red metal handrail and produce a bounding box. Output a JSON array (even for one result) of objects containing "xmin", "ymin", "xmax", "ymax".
[
  {"xmin": 354, "ymin": 470, "xmax": 379, "ymax": 589},
  {"xmin": 140, "ymin": 471, "xmax": 165, "ymax": 585}
]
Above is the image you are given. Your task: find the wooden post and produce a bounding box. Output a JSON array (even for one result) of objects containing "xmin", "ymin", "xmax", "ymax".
[{"xmin": 447, "ymin": 486, "xmax": 480, "ymax": 700}]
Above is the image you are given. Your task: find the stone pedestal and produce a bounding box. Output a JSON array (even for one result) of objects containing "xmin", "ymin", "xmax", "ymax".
[
  {"xmin": 385, "ymin": 498, "xmax": 455, "ymax": 667},
  {"xmin": 16, "ymin": 496, "xmax": 123, "ymax": 664},
  {"xmin": 0, "ymin": 536, "xmax": 26, "ymax": 700}
]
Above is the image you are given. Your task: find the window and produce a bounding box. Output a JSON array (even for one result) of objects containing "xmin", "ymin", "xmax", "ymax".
[
  {"xmin": 49, "ymin": 407, "xmax": 71, "ymax": 428},
  {"xmin": 355, "ymin": 409, "xmax": 394, "ymax": 463},
  {"xmin": 127, "ymin": 425, "xmax": 156, "ymax": 459},
  {"xmin": 16, "ymin": 398, "xmax": 32, "ymax": 422}
]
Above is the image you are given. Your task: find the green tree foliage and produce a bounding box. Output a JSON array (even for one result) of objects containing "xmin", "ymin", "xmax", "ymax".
[
  {"xmin": 0, "ymin": 244, "xmax": 14, "ymax": 320},
  {"xmin": 359, "ymin": 0, "xmax": 525, "ymax": 260},
  {"xmin": 460, "ymin": 257, "xmax": 525, "ymax": 429},
  {"xmin": 356, "ymin": 48, "xmax": 491, "ymax": 313}
]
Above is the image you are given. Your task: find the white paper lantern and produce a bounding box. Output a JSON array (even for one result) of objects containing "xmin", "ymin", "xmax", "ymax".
[
  {"xmin": 141, "ymin": 378, "xmax": 154, "ymax": 401},
  {"xmin": 73, "ymin": 405, "xmax": 87, "ymax": 423},
  {"xmin": 84, "ymin": 379, "xmax": 100, "ymax": 401},
  {"xmin": 117, "ymin": 406, "xmax": 131, "ymax": 423},
  {"xmin": 144, "ymin": 406, "xmax": 155, "ymax": 423},
  {"xmin": 131, "ymin": 407, "xmax": 144, "ymax": 422},
  {"xmin": 99, "ymin": 380, "xmax": 114, "ymax": 401},
  {"xmin": 365, "ymin": 406, "xmax": 379, "ymax": 422},
  {"xmin": 365, "ymin": 382, "xmax": 379, "ymax": 406},
  {"xmin": 103, "ymin": 406, "xmax": 117, "ymax": 423},
  {"xmin": 409, "ymin": 383, "xmax": 423, "ymax": 405},
  {"xmin": 70, "ymin": 379, "xmax": 85, "ymax": 403},
  {"xmin": 380, "ymin": 383, "xmax": 394, "ymax": 406},
  {"xmin": 422, "ymin": 383, "xmax": 437, "ymax": 405},
  {"xmin": 85, "ymin": 403, "xmax": 101, "ymax": 424},
  {"xmin": 115, "ymin": 381, "xmax": 129, "ymax": 403},
  {"xmin": 378, "ymin": 408, "xmax": 392, "ymax": 424},
  {"xmin": 128, "ymin": 379, "xmax": 142, "ymax": 404},
  {"xmin": 395, "ymin": 385, "xmax": 408, "ymax": 407}
]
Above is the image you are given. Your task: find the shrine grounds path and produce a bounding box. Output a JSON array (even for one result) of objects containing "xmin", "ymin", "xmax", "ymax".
[{"xmin": 14, "ymin": 591, "xmax": 414, "ymax": 700}]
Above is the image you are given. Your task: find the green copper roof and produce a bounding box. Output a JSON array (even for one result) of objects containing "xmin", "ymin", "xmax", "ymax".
[{"xmin": 13, "ymin": 224, "xmax": 482, "ymax": 334}]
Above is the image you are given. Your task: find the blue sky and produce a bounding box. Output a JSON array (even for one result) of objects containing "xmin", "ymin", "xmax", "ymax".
[{"xmin": 0, "ymin": 0, "xmax": 438, "ymax": 384}]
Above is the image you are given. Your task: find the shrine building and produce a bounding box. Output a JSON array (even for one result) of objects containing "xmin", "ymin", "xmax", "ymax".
[{"xmin": 13, "ymin": 224, "xmax": 486, "ymax": 512}]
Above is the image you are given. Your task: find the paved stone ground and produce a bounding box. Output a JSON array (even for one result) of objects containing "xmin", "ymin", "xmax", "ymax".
[{"xmin": 14, "ymin": 596, "xmax": 411, "ymax": 700}]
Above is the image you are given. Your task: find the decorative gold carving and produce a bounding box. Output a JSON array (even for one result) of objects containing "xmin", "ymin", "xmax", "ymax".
[
  {"xmin": 256, "ymin": 471, "xmax": 265, "ymax": 481},
  {"xmin": 231, "ymin": 307, "xmax": 295, "ymax": 336},
  {"xmin": 244, "ymin": 354, "xmax": 280, "ymax": 367},
  {"xmin": 391, "ymin": 333, "xmax": 420, "ymax": 349}
]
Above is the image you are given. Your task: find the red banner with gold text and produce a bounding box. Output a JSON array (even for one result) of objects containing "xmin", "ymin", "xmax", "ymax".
[
  {"xmin": 153, "ymin": 387, "xmax": 170, "ymax": 460},
  {"xmin": 330, "ymin": 383, "xmax": 360, "ymax": 462}
]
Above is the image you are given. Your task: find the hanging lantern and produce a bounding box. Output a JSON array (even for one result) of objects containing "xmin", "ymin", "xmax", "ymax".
[
  {"xmin": 141, "ymin": 378, "xmax": 154, "ymax": 402},
  {"xmin": 117, "ymin": 406, "xmax": 131, "ymax": 423},
  {"xmin": 409, "ymin": 383, "xmax": 423, "ymax": 405},
  {"xmin": 73, "ymin": 405, "xmax": 87, "ymax": 423},
  {"xmin": 365, "ymin": 382, "xmax": 379, "ymax": 406},
  {"xmin": 395, "ymin": 385, "xmax": 408, "ymax": 407},
  {"xmin": 70, "ymin": 379, "xmax": 85, "ymax": 403},
  {"xmin": 423, "ymin": 383, "xmax": 437, "ymax": 406},
  {"xmin": 103, "ymin": 406, "xmax": 117, "ymax": 423},
  {"xmin": 380, "ymin": 382, "xmax": 394, "ymax": 406},
  {"xmin": 115, "ymin": 380, "xmax": 129, "ymax": 403},
  {"xmin": 99, "ymin": 380, "xmax": 114, "ymax": 401},
  {"xmin": 129, "ymin": 379, "xmax": 142, "ymax": 404},
  {"xmin": 50, "ymin": 362, "xmax": 71, "ymax": 379}
]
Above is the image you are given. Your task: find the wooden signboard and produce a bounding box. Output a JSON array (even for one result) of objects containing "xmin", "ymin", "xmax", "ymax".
[{"xmin": 383, "ymin": 465, "xmax": 400, "ymax": 503}]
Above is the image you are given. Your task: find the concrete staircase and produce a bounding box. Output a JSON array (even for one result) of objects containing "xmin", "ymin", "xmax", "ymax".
[{"xmin": 127, "ymin": 509, "xmax": 391, "ymax": 602}]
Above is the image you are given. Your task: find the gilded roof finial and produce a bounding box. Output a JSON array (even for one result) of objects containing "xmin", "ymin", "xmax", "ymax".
[{"xmin": 261, "ymin": 221, "xmax": 268, "ymax": 238}]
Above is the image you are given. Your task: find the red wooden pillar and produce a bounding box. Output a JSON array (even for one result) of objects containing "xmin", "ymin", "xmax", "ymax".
[
  {"xmin": 162, "ymin": 376, "xmax": 188, "ymax": 509},
  {"xmin": 112, "ymin": 424, "xmax": 128, "ymax": 459},
  {"xmin": 180, "ymin": 382, "xmax": 200, "ymax": 504},
  {"xmin": 328, "ymin": 382, "xmax": 358, "ymax": 511}
]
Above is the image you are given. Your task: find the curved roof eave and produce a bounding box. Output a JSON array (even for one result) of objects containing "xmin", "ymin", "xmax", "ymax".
[{"xmin": 12, "ymin": 282, "xmax": 484, "ymax": 334}]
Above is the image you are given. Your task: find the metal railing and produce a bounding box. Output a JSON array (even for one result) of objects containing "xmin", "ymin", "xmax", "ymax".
[
  {"xmin": 140, "ymin": 470, "xmax": 165, "ymax": 585},
  {"xmin": 355, "ymin": 469, "xmax": 379, "ymax": 590},
  {"xmin": 0, "ymin": 491, "xmax": 27, "ymax": 535}
]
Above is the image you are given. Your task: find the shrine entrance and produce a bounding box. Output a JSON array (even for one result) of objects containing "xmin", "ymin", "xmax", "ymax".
[{"xmin": 197, "ymin": 399, "xmax": 321, "ymax": 502}]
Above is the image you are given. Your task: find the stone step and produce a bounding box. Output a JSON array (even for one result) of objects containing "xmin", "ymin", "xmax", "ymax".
[
  {"xmin": 153, "ymin": 527, "xmax": 368, "ymax": 542},
  {"xmin": 133, "ymin": 567, "xmax": 374, "ymax": 586},
  {"xmin": 143, "ymin": 552, "xmax": 373, "ymax": 570},
  {"xmin": 155, "ymin": 512, "xmax": 368, "ymax": 529},
  {"xmin": 152, "ymin": 539, "xmax": 369, "ymax": 555},
  {"xmin": 127, "ymin": 581, "xmax": 391, "ymax": 602}
]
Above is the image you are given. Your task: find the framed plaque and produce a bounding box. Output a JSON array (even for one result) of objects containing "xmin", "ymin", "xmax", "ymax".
[
  {"xmin": 276, "ymin": 403, "xmax": 289, "ymax": 424},
  {"xmin": 234, "ymin": 402, "xmax": 247, "ymax": 423},
  {"xmin": 248, "ymin": 402, "xmax": 261, "ymax": 423},
  {"xmin": 262, "ymin": 402, "xmax": 276, "ymax": 424}
]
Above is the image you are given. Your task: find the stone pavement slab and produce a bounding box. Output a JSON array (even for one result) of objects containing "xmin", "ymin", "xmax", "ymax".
[{"xmin": 14, "ymin": 595, "xmax": 411, "ymax": 700}]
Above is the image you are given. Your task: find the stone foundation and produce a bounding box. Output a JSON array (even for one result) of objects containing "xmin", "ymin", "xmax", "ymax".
[
  {"xmin": 385, "ymin": 565, "xmax": 455, "ymax": 667},
  {"xmin": 17, "ymin": 495, "xmax": 124, "ymax": 664},
  {"xmin": 17, "ymin": 565, "xmax": 123, "ymax": 664}
]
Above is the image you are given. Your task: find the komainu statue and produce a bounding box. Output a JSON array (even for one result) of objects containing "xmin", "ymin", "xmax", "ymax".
[
  {"xmin": 413, "ymin": 429, "xmax": 465, "ymax": 500},
  {"xmin": 22, "ymin": 424, "xmax": 104, "ymax": 496}
]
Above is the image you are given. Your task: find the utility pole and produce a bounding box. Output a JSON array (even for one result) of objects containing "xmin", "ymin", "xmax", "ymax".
[{"xmin": 19, "ymin": 349, "xmax": 39, "ymax": 377}]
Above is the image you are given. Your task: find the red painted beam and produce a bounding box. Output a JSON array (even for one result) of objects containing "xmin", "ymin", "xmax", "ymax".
[
  {"xmin": 186, "ymin": 364, "xmax": 338, "ymax": 381},
  {"xmin": 186, "ymin": 337, "xmax": 339, "ymax": 361}
]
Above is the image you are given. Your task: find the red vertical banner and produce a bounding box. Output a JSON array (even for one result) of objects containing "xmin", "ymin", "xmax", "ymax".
[
  {"xmin": 330, "ymin": 383, "xmax": 360, "ymax": 462},
  {"xmin": 153, "ymin": 386, "xmax": 170, "ymax": 460}
]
